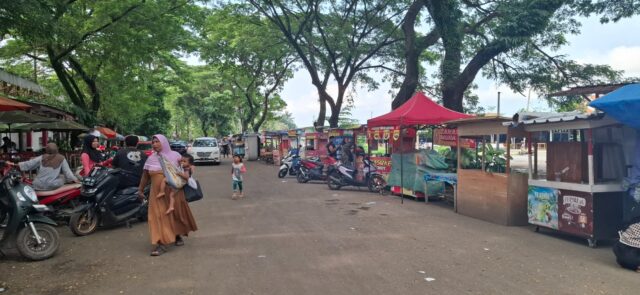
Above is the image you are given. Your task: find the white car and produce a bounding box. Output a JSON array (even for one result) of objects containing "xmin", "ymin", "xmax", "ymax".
[{"xmin": 188, "ymin": 137, "xmax": 221, "ymax": 165}]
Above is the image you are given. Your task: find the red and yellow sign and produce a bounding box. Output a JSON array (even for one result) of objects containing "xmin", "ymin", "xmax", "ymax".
[
  {"xmin": 370, "ymin": 156, "xmax": 392, "ymax": 174},
  {"xmin": 368, "ymin": 127, "xmax": 401, "ymax": 141},
  {"xmin": 434, "ymin": 128, "xmax": 475, "ymax": 148}
]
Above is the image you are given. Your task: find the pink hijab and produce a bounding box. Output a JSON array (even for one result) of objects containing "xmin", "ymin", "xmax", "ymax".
[{"xmin": 143, "ymin": 134, "xmax": 182, "ymax": 172}]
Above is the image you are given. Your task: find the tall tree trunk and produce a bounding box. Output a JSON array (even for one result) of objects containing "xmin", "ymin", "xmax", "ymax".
[
  {"xmin": 442, "ymin": 83, "xmax": 464, "ymax": 112},
  {"xmin": 392, "ymin": 0, "xmax": 424, "ymax": 110},
  {"xmin": 67, "ymin": 56, "xmax": 100, "ymax": 114},
  {"xmin": 46, "ymin": 47, "xmax": 86, "ymax": 109},
  {"xmin": 327, "ymin": 85, "xmax": 346, "ymax": 128}
]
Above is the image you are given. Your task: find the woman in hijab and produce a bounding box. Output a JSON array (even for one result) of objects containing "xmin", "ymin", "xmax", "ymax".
[
  {"xmin": 138, "ymin": 134, "xmax": 197, "ymax": 256},
  {"xmin": 81, "ymin": 135, "xmax": 103, "ymax": 177},
  {"xmin": 15, "ymin": 143, "xmax": 79, "ymax": 191}
]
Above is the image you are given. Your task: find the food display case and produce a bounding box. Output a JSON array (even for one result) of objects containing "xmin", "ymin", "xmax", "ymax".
[{"xmin": 519, "ymin": 113, "xmax": 634, "ymax": 247}]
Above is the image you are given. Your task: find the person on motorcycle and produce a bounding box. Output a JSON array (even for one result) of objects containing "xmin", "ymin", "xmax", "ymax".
[
  {"xmin": 14, "ymin": 143, "xmax": 79, "ymax": 191},
  {"xmin": 113, "ymin": 135, "xmax": 148, "ymax": 189},
  {"xmin": 326, "ymin": 142, "xmax": 338, "ymax": 159},
  {"xmin": 341, "ymin": 137, "xmax": 355, "ymax": 169}
]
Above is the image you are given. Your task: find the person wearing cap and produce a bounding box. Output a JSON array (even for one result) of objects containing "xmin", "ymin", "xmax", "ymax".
[{"xmin": 113, "ymin": 135, "xmax": 148, "ymax": 189}]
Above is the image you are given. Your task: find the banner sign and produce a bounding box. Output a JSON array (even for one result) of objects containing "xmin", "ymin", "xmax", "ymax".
[
  {"xmin": 434, "ymin": 128, "xmax": 475, "ymax": 148},
  {"xmin": 370, "ymin": 156, "xmax": 392, "ymax": 174},
  {"xmin": 368, "ymin": 127, "xmax": 400, "ymax": 141}
]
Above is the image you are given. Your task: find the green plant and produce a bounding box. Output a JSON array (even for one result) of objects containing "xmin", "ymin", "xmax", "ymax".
[{"xmin": 478, "ymin": 144, "xmax": 512, "ymax": 173}]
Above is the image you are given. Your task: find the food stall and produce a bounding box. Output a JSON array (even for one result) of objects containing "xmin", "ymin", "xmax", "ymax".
[
  {"xmin": 304, "ymin": 131, "xmax": 329, "ymax": 159},
  {"xmin": 518, "ymin": 112, "xmax": 633, "ymax": 247},
  {"xmin": 367, "ymin": 92, "xmax": 473, "ymax": 202},
  {"xmin": 446, "ymin": 117, "xmax": 529, "ymax": 226}
]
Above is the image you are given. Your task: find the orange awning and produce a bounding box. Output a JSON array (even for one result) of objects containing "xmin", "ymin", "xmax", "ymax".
[{"xmin": 0, "ymin": 96, "xmax": 31, "ymax": 112}]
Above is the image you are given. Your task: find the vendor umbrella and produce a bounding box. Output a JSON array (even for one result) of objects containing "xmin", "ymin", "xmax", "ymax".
[
  {"xmin": 0, "ymin": 111, "xmax": 56, "ymax": 134},
  {"xmin": 589, "ymin": 83, "xmax": 640, "ymax": 129},
  {"xmin": 21, "ymin": 120, "xmax": 89, "ymax": 131},
  {"xmin": 95, "ymin": 126, "xmax": 117, "ymax": 139},
  {"xmin": 0, "ymin": 96, "xmax": 31, "ymax": 112}
]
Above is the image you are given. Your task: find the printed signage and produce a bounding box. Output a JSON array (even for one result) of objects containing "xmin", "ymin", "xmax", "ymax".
[
  {"xmin": 558, "ymin": 190, "xmax": 593, "ymax": 237},
  {"xmin": 527, "ymin": 186, "xmax": 559, "ymax": 230},
  {"xmin": 434, "ymin": 128, "xmax": 475, "ymax": 148},
  {"xmin": 370, "ymin": 156, "xmax": 392, "ymax": 174}
]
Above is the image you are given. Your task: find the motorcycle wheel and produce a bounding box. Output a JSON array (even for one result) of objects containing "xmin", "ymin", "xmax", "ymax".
[
  {"xmin": 69, "ymin": 210, "xmax": 99, "ymax": 236},
  {"xmin": 297, "ymin": 171, "xmax": 309, "ymax": 183},
  {"xmin": 368, "ymin": 175, "xmax": 387, "ymax": 194},
  {"xmin": 327, "ymin": 173, "xmax": 342, "ymax": 190},
  {"xmin": 16, "ymin": 223, "xmax": 59, "ymax": 261},
  {"xmin": 278, "ymin": 169, "xmax": 288, "ymax": 178},
  {"xmin": 0, "ymin": 209, "xmax": 7, "ymax": 227}
]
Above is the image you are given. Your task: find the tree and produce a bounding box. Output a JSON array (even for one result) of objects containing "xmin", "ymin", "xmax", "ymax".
[
  {"xmin": 175, "ymin": 67, "xmax": 236, "ymax": 137},
  {"xmin": 391, "ymin": 0, "xmax": 630, "ymax": 112},
  {"xmin": 249, "ymin": 0, "xmax": 406, "ymax": 128},
  {"xmin": 201, "ymin": 4, "xmax": 295, "ymax": 133},
  {"xmin": 0, "ymin": 0, "xmax": 202, "ymax": 125}
]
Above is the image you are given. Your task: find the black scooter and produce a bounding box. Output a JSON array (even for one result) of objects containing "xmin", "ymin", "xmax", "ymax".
[
  {"xmin": 69, "ymin": 165, "xmax": 149, "ymax": 236},
  {"xmin": 0, "ymin": 165, "xmax": 60, "ymax": 261},
  {"xmin": 327, "ymin": 158, "xmax": 387, "ymax": 193}
]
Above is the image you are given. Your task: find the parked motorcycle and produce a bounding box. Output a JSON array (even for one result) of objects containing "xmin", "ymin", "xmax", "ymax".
[
  {"xmin": 327, "ymin": 158, "xmax": 387, "ymax": 193},
  {"xmin": 296, "ymin": 157, "xmax": 336, "ymax": 183},
  {"xmin": 33, "ymin": 183, "xmax": 82, "ymax": 221},
  {"xmin": 68, "ymin": 165, "xmax": 149, "ymax": 236},
  {"xmin": 0, "ymin": 164, "xmax": 60, "ymax": 261},
  {"xmin": 278, "ymin": 153, "xmax": 300, "ymax": 178}
]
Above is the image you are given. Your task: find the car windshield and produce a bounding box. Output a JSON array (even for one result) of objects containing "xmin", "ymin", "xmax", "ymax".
[
  {"xmin": 193, "ymin": 139, "xmax": 217, "ymax": 147},
  {"xmin": 138, "ymin": 143, "xmax": 152, "ymax": 150}
]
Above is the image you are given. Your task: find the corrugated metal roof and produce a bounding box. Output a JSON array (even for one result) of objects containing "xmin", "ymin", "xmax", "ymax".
[
  {"xmin": 547, "ymin": 83, "xmax": 630, "ymax": 97},
  {"xmin": 0, "ymin": 69, "xmax": 48, "ymax": 95},
  {"xmin": 502, "ymin": 112, "xmax": 603, "ymax": 126}
]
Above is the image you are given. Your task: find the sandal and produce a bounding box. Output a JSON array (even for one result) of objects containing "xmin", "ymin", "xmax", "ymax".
[
  {"xmin": 175, "ymin": 236, "xmax": 185, "ymax": 246},
  {"xmin": 150, "ymin": 245, "xmax": 166, "ymax": 256}
]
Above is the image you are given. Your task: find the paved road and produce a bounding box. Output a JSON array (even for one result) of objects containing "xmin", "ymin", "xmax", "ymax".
[{"xmin": 1, "ymin": 158, "xmax": 638, "ymax": 294}]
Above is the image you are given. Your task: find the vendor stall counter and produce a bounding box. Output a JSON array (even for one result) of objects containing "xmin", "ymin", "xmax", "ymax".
[
  {"xmin": 446, "ymin": 117, "xmax": 529, "ymax": 226},
  {"xmin": 519, "ymin": 113, "xmax": 633, "ymax": 247}
]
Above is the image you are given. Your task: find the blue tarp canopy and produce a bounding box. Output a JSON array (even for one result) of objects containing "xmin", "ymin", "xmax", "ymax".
[{"xmin": 589, "ymin": 83, "xmax": 640, "ymax": 129}]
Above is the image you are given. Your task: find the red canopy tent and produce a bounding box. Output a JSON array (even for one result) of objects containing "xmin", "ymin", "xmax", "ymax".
[
  {"xmin": 368, "ymin": 92, "xmax": 472, "ymax": 127},
  {"xmin": 367, "ymin": 92, "xmax": 473, "ymax": 203}
]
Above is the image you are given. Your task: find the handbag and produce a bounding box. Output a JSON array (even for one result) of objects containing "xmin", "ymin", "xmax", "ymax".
[
  {"xmin": 184, "ymin": 179, "xmax": 203, "ymax": 202},
  {"xmin": 158, "ymin": 154, "xmax": 186, "ymax": 189},
  {"xmin": 187, "ymin": 177, "xmax": 198, "ymax": 189}
]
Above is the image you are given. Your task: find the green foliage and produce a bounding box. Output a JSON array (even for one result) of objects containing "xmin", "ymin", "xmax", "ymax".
[
  {"xmin": 200, "ymin": 4, "xmax": 294, "ymax": 133},
  {"xmin": 134, "ymin": 95, "xmax": 171, "ymax": 136},
  {"xmin": 0, "ymin": 0, "xmax": 204, "ymax": 128}
]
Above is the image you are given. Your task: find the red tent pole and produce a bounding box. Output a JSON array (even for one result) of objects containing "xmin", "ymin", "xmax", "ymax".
[{"xmin": 400, "ymin": 119, "xmax": 404, "ymax": 205}]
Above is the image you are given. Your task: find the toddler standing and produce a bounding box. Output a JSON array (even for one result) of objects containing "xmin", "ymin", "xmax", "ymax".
[{"xmin": 231, "ymin": 155, "xmax": 246, "ymax": 199}]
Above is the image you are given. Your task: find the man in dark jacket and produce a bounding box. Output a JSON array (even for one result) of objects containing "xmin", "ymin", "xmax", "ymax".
[{"xmin": 112, "ymin": 135, "xmax": 148, "ymax": 189}]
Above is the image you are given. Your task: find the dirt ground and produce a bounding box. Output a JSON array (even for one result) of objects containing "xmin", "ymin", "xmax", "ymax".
[{"xmin": 0, "ymin": 157, "xmax": 638, "ymax": 295}]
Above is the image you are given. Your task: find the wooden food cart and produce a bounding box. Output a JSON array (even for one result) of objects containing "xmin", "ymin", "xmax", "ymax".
[
  {"xmin": 447, "ymin": 117, "xmax": 529, "ymax": 226},
  {"xmin": 519, "ymin": 112, "xmax": 633, "ymax": 247}
]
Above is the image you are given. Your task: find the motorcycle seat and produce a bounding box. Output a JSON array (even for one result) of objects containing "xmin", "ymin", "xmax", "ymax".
[{"xmin": 36, "ymin": 183, "xmax": 82, "ymax": 197}]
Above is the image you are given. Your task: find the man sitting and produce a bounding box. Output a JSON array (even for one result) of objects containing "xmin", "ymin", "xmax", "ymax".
[{"xmin": 112, "ymin": 135, "xmax": 148, "ymax": 189}]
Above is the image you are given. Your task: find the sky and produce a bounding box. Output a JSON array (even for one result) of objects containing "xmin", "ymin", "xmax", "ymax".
[{"xmin": 279, "ymin": 16, "xmax": 640, "ymax": 127}]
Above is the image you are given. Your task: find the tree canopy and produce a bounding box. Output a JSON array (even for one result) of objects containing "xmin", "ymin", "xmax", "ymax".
[{"xmin": 0, "ymin": 0, "xmax": 638, "ymax": 137}]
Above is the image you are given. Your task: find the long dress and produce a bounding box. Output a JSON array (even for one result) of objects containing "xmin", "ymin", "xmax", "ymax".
[
  {"xmin": 172, "ymin": 188, "xmax": 198, "ymax": 236},
  {"xmin": 148, "ymin": 171, "xmax": 176, "ymax": 245}
]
